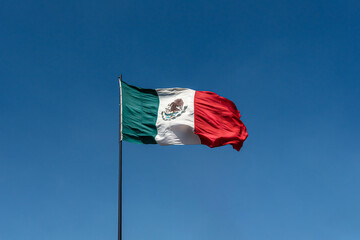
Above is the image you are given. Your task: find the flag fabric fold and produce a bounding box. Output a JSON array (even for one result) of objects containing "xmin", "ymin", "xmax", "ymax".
[{"xmin": 121, "ymin": 81, "xmax": 248, "ymax": 151}]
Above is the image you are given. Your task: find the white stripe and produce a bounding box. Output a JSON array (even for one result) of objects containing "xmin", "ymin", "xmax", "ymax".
[
  {"xmin": 155, "ymin": 88, "xmax": 201, "ymax": 145},
  {"xmin": 119, "ymin": 79, "xmax": 123, "ymax": 141}
]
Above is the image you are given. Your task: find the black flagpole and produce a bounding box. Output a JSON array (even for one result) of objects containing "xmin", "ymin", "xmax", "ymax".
[{"xmin": 118, "ymin": 75, "xmax": 122, "ymax": 240}]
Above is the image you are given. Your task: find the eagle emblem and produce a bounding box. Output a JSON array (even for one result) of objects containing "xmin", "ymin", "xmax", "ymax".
[{"xmin": 161, "ymin": 98, "xmax": 188, "ymax": 121}]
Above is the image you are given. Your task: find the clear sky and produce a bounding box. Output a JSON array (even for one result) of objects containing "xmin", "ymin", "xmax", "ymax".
[{"xmin": 1, "ymin": 0, "xmax": 359, "ymax": 239}]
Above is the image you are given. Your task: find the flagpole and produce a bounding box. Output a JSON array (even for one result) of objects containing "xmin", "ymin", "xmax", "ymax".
[{"xmin": 118, "ymin": 75, "xmax": 123, "ymax": 240}]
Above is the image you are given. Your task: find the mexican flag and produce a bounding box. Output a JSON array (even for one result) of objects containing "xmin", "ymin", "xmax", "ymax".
[{"xmin": 120, "ymin": 81, "xmax": 248, "ymax": 151}]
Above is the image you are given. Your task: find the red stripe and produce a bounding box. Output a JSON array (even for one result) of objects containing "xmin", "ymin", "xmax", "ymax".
[{"xmin": 194, "ymin": 91, "xmax": 248, "ymax": 151}]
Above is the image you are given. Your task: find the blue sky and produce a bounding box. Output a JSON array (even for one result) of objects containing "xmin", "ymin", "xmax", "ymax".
[{"xmin": 1, "ymin": 0, "xmax": 359, "ymax": 239}]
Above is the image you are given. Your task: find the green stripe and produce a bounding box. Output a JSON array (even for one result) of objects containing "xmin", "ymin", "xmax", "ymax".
[{"xmin": 121, "ymin": 81, "xmax": 159, "ymax": 144}]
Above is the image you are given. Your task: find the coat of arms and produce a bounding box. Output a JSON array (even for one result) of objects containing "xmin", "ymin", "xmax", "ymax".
[{"xmin": 161, "ymin": 98, "xmax": 188, "ymax": 121}]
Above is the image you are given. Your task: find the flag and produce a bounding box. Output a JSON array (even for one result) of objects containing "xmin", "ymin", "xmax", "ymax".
[{"xmin": 120, "ymin": 81, "xmax": 248, "ymax": 151}]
